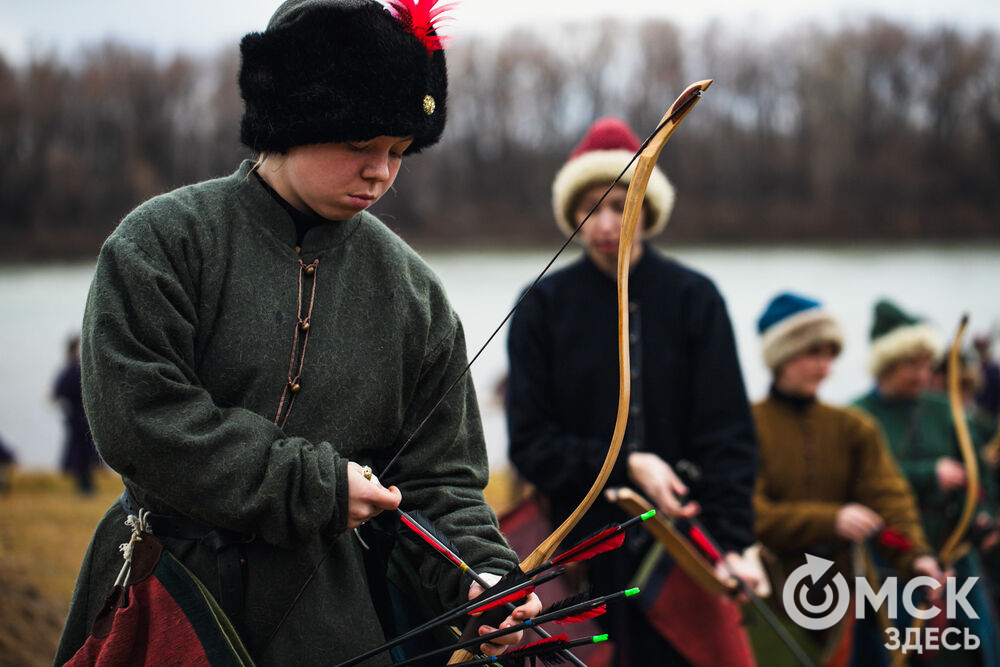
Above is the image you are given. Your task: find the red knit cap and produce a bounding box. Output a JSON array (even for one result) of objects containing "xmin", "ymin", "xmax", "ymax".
[
  {"xmin": 551, "ymin": 116, "xmax": 675, "ymax": 238},
  {"xmin": 569, "ymin": 117, "xmax": 641, "ymax": 159}
]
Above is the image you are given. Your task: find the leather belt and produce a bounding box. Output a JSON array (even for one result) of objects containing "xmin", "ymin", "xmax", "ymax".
[{"xmin": 118, "ymin": 488, "xmax": 253, "ymax": 634}]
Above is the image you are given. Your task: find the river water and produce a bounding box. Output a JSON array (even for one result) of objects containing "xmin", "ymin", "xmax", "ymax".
[{"xmin": 1, "ymin": 243, "xmax": 998, "ymax": 469}]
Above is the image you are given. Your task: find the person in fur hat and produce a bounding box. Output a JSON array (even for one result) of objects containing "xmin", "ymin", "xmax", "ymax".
[
  {"xmin": 752, "ymin": 293, "xmax": 939, "ymax": 665},
  {"xmin": 852, "ymin": 300, "xmax": 999, "ymax": 549},
  {"xmin": 852, "ymin": 299, "xmax": 1000, "ymax": 664},
  {"xmin": 506, "ymin": 116, "xmax": 759, "ymax": 665},
  {"xmin": 54, "ymin": 2, "xmax": 540, "ymax": 665}
]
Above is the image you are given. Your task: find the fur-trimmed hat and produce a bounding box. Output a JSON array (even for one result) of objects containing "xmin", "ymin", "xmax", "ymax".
[
  {"xmin": 757, "ymin": 292, "xmax": 844, "ymax": 372},
  {"xmin": 239, "ymin": 0, "xmax": 448, "ymax": 154},
  {"xmin": 552, "ymin": 117, "xmax": 675, "ymax": 238},
  {"xmin": 868, "ymin": 299, "xmax": 942, "ymax": 378}
]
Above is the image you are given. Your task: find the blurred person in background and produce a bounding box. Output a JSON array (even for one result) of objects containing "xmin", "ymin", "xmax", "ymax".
[
  {"xmin": 852, "ymin": 299, "xmax": 1000, "ymax": 665},
  {"xmin": 928, "ymin": 350, "xmax": 998, "ymax": 458},
  {"xmin": 54, "ymin": 1, "xmax": 541, "ymax": 665},
  {"xmin": 0, "ymin": 432, "xmax": 15, "ymax": 493},
  {"xmin": 973, "ymin": 335, "xmax": 1000, "ymax": 423},
  {"xmin": 752, "ymin": 293, "xmax": 939, "ymax": 666},
  {"xmin": 928, "ymin": 351, "xmax": 980, "ymax": 406},
  {"xmin": 970, "ymin": 335, "xmax": 1000, "ymax": 476},
  {"xmin": 506, "ymin": 116, "xmax": 759, "ymax": 666},
  {"xmin": 52, "ymin": 334, "xmax": 100, "ymax": 495}
]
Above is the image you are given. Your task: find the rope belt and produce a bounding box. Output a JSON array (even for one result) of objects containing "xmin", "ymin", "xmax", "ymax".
[{"xmin": 118, "ymin": 488, "xmax": 254, "ymax": 633}]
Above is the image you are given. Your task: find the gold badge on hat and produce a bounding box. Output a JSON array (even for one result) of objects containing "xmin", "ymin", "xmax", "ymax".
[{"xmin": 422, "ymin": 94, "xmax": 436, "ymax": 115}]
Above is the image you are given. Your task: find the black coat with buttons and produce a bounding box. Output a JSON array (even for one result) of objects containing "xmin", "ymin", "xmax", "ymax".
[{"xmin": 506, "ymin": 245, "xmax": 757, "ymax": 556}]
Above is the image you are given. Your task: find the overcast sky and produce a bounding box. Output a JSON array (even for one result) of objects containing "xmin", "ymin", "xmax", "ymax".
[{"xmin": 1, "ymin": 0, "xmax": 999, "ymax": 64}]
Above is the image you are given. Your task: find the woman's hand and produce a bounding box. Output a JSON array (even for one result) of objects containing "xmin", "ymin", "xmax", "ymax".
[
  {"xmin": 627, "ymin": 452, "xmax": 700, "ymax": 518},
  {"xmin": 346, "ymin": 461, "xmax": 401, "ymax": 530},
  {"xmin": 467, "ymin": 573, "xmax": 543, "ymax": 657}
]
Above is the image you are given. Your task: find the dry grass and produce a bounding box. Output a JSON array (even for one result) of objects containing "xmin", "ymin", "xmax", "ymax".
[
  {"xmin": 0, "ymin": 469, "xmax": 123, "ymax": 605},
  {"xmin": 0, "ymin": 466, "xmax": 517, "ymax": 609},
  {"xmin": 0, "ymin": 468, "xmax": 122, "ymax": 667},
  {"xmin": 0, "ymin": 467, "xmax": 518, "ymax": 667}
]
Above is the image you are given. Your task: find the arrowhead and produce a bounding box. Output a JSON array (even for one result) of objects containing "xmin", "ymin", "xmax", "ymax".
[{"xmin": 803, "ymin": 554, "xmax": 835, "ymax": 583}]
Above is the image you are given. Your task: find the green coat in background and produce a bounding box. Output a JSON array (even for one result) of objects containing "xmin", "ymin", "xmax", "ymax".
[
  {"xmin": 852, "ymin": 390, "xmax": 1000, "ymax": 665},
  {"xmin": 54, "ymin": 162, "xmax": 518, "ymax": 666},
  {"xmin": 851, "ymin": 391, "xmax": 997, "ymax": 550}
]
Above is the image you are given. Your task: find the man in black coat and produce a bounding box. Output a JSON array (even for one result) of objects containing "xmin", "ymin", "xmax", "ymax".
[{"xmin": 507, "ymin": 117, "xmax": 759, "ymax": 666}]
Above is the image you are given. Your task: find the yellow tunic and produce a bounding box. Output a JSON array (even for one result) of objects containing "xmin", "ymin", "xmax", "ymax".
[{"xmin": 753, "ymin": 393, "xmax": 931, "ymax": 582}]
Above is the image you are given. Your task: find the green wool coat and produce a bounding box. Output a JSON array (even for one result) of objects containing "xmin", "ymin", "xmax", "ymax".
[
  {"xmin": 54, "ymin": 161, "xmax": 518, "ymax": 666},
  {"xmin": 754, "ymin": 395, "xmax": 931, "ymax": 584},
  {"xmin": 852, "ymin": 391, "xmax": 997, "ymax": 551}
]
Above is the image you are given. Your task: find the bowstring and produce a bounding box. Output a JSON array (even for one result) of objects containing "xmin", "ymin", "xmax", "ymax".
[
  {"xmin": 381, "ymin": 93, "xmax": 700, "ymax": 479},
  {"xmin": 263, "ymin": 92, "xmax": 702, "ymax": 648}
]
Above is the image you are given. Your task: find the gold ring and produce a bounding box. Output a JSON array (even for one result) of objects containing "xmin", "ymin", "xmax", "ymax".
[{"xmin": 361, "ymin": 465, "xmax": 373, "ymax": 481}]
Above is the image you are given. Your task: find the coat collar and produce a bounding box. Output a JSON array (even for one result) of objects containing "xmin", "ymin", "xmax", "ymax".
[
  {"xmin": 230, "ymin": 160, "xmax": 364, "ymax": 254},
  {"xmin": 581, "ymin": 241, "xmax": 654, "ymax": 285}
]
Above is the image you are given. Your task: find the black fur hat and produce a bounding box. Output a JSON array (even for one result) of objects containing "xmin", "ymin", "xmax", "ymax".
[{"xmin": 239, "ymin": 0, "xmax": 448, "ymax": 154}]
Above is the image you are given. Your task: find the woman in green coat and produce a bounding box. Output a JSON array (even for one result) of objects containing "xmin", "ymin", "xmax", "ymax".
[
  {"xmin": 852, "ymin": 299, "xmax": 999, "ymax": 665},
  {"xmin": 54, "ymin": 2, "xmax": 540, "ymax": 665}
]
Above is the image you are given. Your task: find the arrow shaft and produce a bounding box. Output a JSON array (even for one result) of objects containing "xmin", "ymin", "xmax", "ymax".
[{"xmin": 395, "ymin": 509, "xmax": 587, "ymax": 667}]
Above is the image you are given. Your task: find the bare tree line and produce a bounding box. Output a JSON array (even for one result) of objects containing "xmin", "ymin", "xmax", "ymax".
[{"xmin": 0, "ymin": 18, "xmax": 997, "ymax": 260}]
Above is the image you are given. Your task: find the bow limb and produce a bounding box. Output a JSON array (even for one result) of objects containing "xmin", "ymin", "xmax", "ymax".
[
  {"xmin": 606, "ymin": 486, "xmax": 736, "ymax": 596},
  {"xmin": 519, "ymin": 79, "xmax": 713, "ymax": 573},
  {"xmin": 608, "ymin": 491, "xmax": 815, "ymax": 667},
  {"xmin": 447, "ymin": 81, "xmax": 712, "ymax": 665},
  {"xmin": 890, "ymin": 315, "xmax": 979, "ymax": 667},
  {"xmin": 940, "ymin": 314, "xmax": 979, "ymax": 566}
]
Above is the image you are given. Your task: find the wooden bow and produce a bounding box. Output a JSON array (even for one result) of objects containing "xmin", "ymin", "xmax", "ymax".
[
  {"xmin": 609, "ymin": 485, "xmax": 821, "ymax": 666},
  {"xmin": 448, "ymin": 80, "xmax": 713, "ymax": 664},
  {"xmin": 606, "ymin": 486, "xmax": 737, "ymax": 596},
  {"xmin": 939, "ymin": 314, "xmax": 979, "ymax": 567},
  {"xmin": 518, "ymin": 79, "xmax": 712, "ymax": 574},
  {"xmin": 890, "ymin": 315, "xmax": 979, "ymax": 667}
]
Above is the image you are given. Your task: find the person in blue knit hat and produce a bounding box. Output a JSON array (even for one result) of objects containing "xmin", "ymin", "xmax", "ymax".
[{"xmin": 752, "ymin": 292, "xmax": 940, "ymax": 665}]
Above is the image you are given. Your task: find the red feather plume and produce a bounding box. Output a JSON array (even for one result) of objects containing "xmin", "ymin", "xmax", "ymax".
[{"xmin": 386, "ymin": 0, "xmax": 456, "ymax": 53}]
